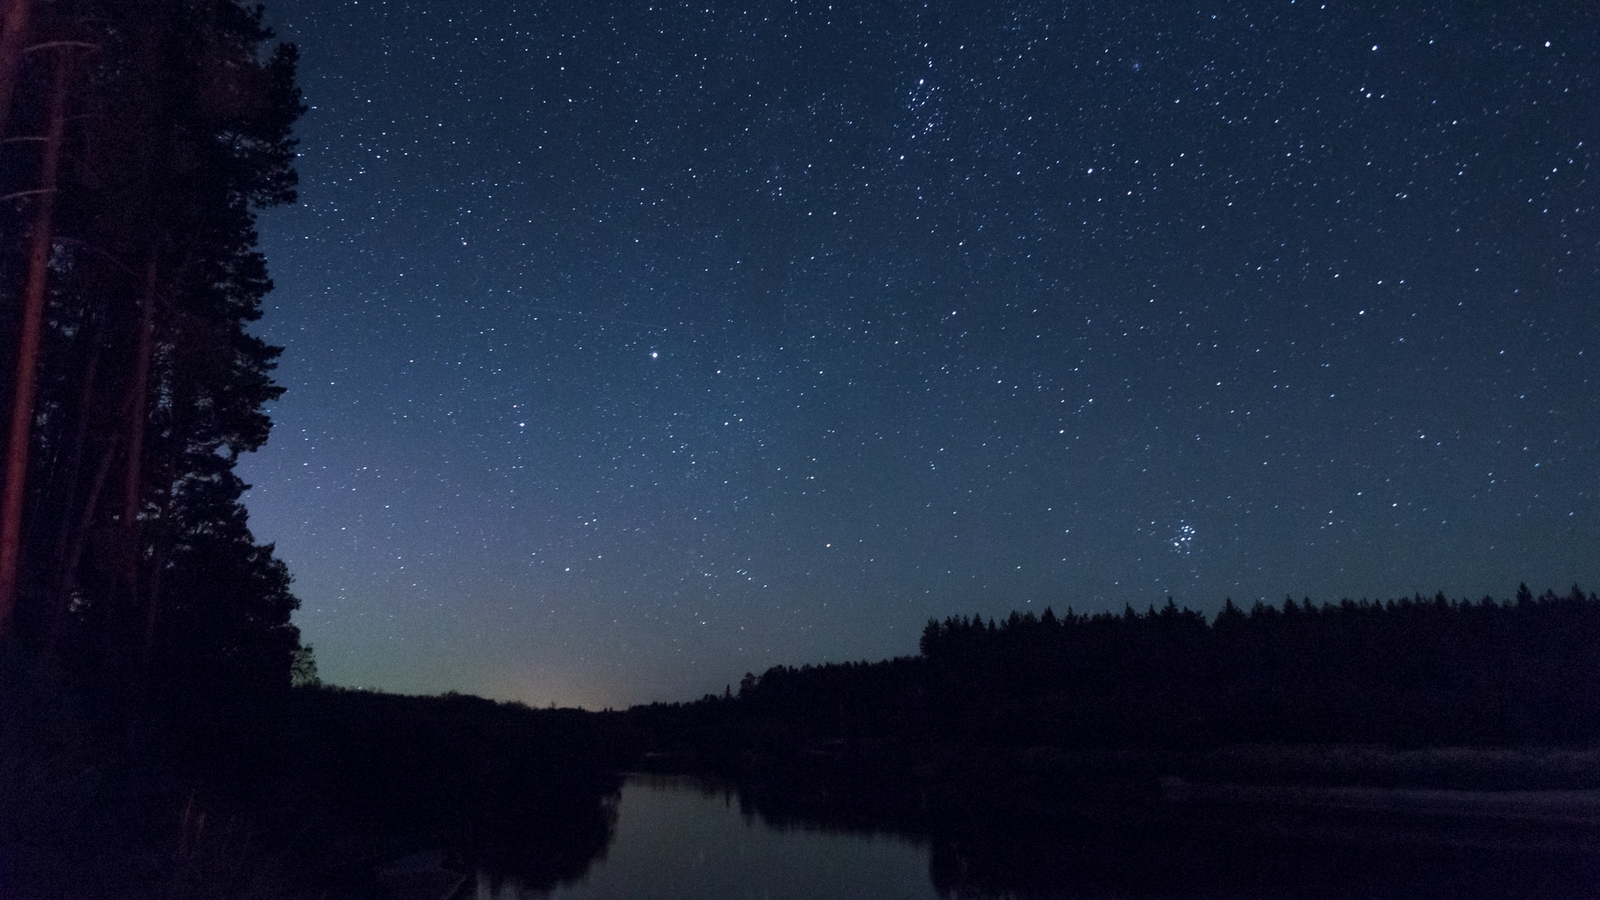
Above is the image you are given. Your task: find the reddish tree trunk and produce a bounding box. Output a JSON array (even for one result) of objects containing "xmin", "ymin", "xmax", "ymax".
[
  {"xmin": 0, "ymin": 47, "xmax": 68, "ymax": 636},
  {"xmin": 0, "ymin": 0, "xmax": 31, "ymax": 139}
]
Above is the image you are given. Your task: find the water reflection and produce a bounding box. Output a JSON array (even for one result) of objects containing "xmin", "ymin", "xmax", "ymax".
[
  {"xmin": 464, "ymin": 771, "xmax": 1599, "ymax": 900},
  {"xmin": 476, "ymin": 774, "xmax": 937, "ymax": 899}
]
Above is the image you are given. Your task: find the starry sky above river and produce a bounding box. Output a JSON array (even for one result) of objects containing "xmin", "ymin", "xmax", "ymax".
[{"xmin": 236, "ymin": 0, "xmax": 1598, "ymax": 709}]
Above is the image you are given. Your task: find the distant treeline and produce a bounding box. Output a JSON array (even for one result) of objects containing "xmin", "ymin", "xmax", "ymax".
[
  {"xmin": 629, "ymin": 585, "xmax": 1600, "ymax": 774},
  {"xmin": 917, "ymin": 584, "xmax": 1600, "ymax": 747}
]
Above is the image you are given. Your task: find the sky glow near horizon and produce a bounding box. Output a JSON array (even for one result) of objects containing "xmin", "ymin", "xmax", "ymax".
[{"xmin": 236, "ymin": 0, "xmax": 1598, "ymax": 709}]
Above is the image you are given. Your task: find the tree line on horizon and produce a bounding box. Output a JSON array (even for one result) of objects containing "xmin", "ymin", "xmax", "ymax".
[
  {"xmin": 914, "ymin": 584, "xmax": 1600, "ymax": 747},
  {"xmin": 633, "ymin": 585, "xmax": 1600, "ymax": 769},
  {"xmin": 0, "ymin": 0, "xmax": 306, "ymax": 710}
]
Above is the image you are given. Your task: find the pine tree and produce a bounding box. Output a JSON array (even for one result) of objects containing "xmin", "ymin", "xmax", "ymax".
[{"xmin": 0, "ymin": 0, "xmax": 304, "ymax": 699}]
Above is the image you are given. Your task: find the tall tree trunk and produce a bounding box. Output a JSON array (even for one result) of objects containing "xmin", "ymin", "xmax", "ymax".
[
  {"xmin": 128, "ymin": 250, "xmax": 159, "ymax": 665},
  {"xmin": 139, "ymin": 535, "xmax": 166, "ymax": 676},
  {"xmin": 0, "ymin": 46, "xmax": 68, "ymax": 636},
  {"xmin": 46, "ymin": 431, "xmax": 117, "ymax": 654},
  {"xmin": 123, "ymin": 252, "xmax": 155, "ymax": 529},
  {"xmin": 41, "ymin": 325, "xmax": 102, "ymax": 652},
  {"xmin": 0, "ymin": 0, "xmax": 30, "ymax": 140}
]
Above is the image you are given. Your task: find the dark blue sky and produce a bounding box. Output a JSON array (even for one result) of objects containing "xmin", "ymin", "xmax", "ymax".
[{"xmin": 238, "ymin": 0, "xmax": 1598, "ymax": 708}]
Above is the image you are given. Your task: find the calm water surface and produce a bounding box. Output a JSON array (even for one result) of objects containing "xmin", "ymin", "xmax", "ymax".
[
  {"xmin": 458, "ymin": 772, "xmax": 1600, "ymax": 900},
  {"xmin": 519, "ymin": 774, "xmax": 936, "ymax": 900}
]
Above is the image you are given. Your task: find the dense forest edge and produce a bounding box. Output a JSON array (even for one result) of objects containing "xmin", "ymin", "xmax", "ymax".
[
  {"xmin": 648, "ymin": 584, "xmax": 1600, "ymax": 767},
  {"xmin": 2, "ymin": 2, "xmax": 1598, "ymax": 898},
  {"xmin": 624, "ymin": 586, "xmax": 1600, "ymax": 817}
]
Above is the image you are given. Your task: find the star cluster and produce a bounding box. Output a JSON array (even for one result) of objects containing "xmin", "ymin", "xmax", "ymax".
[{"xmin": 239, "ymin": 0, "xmax": 1598, "ymax": 708}]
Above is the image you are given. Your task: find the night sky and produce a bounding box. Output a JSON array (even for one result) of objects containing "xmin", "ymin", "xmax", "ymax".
[{"xmin": 236, "ymin": 0, "xmax": 1598, "ymax": 709}]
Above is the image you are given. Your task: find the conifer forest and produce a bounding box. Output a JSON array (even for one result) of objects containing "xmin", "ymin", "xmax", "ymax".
[{"xmin": 0, "ymin": 0, "xmax": 304, "ymax": 705}]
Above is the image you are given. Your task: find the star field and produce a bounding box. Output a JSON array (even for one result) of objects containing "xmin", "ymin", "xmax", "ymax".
[{"xmin": 238, "ymin": 0, "xmax": 1599, "ymax": 708}]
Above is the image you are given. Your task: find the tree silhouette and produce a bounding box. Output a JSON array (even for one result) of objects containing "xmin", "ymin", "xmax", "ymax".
[
  {"xmin": 641, "ymin": 585, "xmax": 1600, "ymax": 772},
  {"xmin": 0, "ymin": 0, "xmax": 304, "ymax": 700}
]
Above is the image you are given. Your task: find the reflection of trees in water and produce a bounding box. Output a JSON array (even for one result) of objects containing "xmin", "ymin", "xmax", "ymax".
[
  {"xmin": 926, "ymin": 809, "xmax": 1600, "ymax": 900},
  {"xmin": 450, "ymin": 777, "xmax": 620, "ymax": 893},
  {"xmin": 711, "ymin": 761, "xmax": 1600, "ymax": 900}
]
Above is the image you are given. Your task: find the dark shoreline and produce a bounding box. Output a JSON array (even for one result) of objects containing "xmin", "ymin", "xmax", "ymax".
[
  {"xmin": 8, "ymin": 583, "xmax": 1600, "ymax": 898},
  {"xmin": 5, "ymin": 672, "xmax": 1598, "ymax": 899}
]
